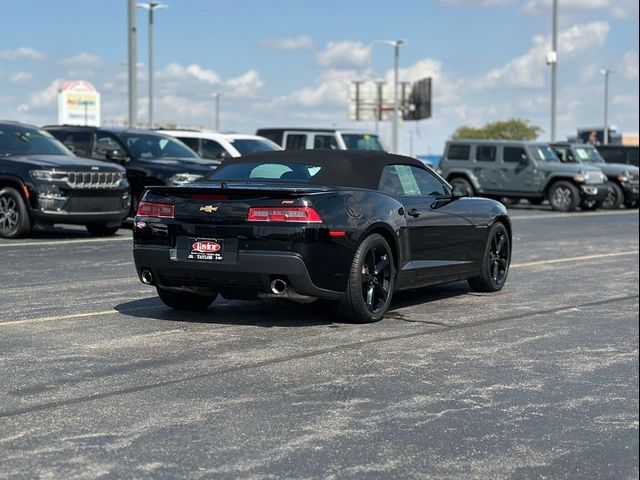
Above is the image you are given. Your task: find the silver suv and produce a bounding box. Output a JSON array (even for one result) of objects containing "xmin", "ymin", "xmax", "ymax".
[{"xmin": 440, "ymin": 139, "xmax": 609, "ymax": 211}]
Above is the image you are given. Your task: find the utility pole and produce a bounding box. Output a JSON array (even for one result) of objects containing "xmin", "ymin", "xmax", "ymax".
[{"xmin": 127, "ymin": 0, "xmax": 137, "ymax": 128}]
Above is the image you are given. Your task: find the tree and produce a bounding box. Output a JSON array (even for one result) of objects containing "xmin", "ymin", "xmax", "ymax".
[{"xmin": 451, "ymin": 118, "xmax": 543, "ymax": 141}]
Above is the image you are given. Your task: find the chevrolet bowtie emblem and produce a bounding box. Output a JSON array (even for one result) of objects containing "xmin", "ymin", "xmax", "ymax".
[{"xmin": 199, "ymin": 205, "xmax": 218, "ymax": 213}]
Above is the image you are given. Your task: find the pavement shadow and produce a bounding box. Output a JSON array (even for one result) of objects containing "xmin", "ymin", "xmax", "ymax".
[
  {"xmin": 8, "ymin": 224, "xmax": 131, "ymax": 240},
  {"xmin": 114, "ymin": 296, "xmax": 338, "ymax": 328},
  {"xmin": 115, "ymin": 282, "xmax": 471, "ymax": 328},
  {"xmin": 388, "ymin": 282, "xmax": 470, "ymax": 317}
]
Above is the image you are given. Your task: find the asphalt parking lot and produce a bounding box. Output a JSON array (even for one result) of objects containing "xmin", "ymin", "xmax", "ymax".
[{"xmin": 1, "ymin": 207, "xmax": 638, "ymax": 479}]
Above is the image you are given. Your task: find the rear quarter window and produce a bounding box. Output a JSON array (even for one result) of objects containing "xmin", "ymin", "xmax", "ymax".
[{"xmin": 447, "ymin": 144, "xmax": 470, "ymax": 160}]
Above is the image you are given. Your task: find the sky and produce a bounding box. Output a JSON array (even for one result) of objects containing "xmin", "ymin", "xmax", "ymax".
[{"xmin": 0, "ymin": 0, "xmax": 638, "ymax": 155}]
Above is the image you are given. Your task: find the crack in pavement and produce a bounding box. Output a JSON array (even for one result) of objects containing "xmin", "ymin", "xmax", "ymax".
[{"xmin": 1, "ymin": 293, "xmax": 636, "ymax": 420}]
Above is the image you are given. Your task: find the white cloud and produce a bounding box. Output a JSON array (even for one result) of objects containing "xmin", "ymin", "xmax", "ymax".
[
  {"xmin": 260, "ymin": 36, "xmax": 313, "ymax": 51},
  {"xmin": 315, "ymin": 41, "xmax": 371, "ymax": 70},
  {"xmin": 58, "ymin": 52, "xmax": 104, "ymax": 68},
  {"xmin": 225, "ymin": 70, "xmax": 264, "ymax": 98},
  {"xmin": 612, "ymin": 94, "xmax": 638, "ymax": 106},
  {"xmin": 186, "ymin": 64, "xmax": 221, "ymax": 84},
  {"xmin": 28, "ymin": 80, "xmax": 63, "ymax": 108},
  {"xmin": 581, "ymin": 64, "xmax": 599, "ymax": 82},
  {"xmin": 480, "ymin": 21, "xmax": 609, "ymax": 88},
  {"xmin": 0, "ymin": 47, "xmax": 45, "ymax": 61},
  {"xmin": 522, "ymin": 0, "xmax": 609, "ymax": 15},
  {"xmin": 288, "ymin": 69, "xmax": 353, "ymax": 108},
  {"xmin": 612, "ymin": 0, "xmax": 639, "ymax": 19},
  {"xmin": 9, "ymin": 72, "xmax": 33, "ymax": 84},
  {"xmin": 620, "ymin": 52, "xmax": 639, "ymax": 79},
  {"xmin": 157, "ymin": 63, "xmax": 221, "ymax": 85}
]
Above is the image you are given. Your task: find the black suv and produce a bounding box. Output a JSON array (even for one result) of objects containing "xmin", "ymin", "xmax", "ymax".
[
  {"xmin": 0, "ymin": 121, "xmax": 130, "ymax": 238},
  {"xmin": 44, "ymin": 126, "xmax": 219, "ymax": 210}
]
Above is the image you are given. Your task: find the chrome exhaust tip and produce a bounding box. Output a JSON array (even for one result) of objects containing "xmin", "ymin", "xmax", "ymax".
[
  {"xmin": 270, "ymin": 278, "xmax": 288, "ymax": 295},
  {"xmin": 141, "ymin": 269, "xmax": 154, "ymax": 285}
]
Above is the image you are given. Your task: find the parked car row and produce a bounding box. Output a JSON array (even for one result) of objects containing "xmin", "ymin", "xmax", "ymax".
[
  {"xmin": 440, "ymin": 139, "xmax": 639, "ymax": 212},
  {"xmin": 1, "ymin": 119, "xmax": 637, "ymax": 239},
  {"xmin": 0, "ymin": 122, "xmax": 386, "ymax": 238}
]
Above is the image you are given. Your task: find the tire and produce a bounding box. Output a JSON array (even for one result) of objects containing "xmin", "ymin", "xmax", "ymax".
[
  {"xmin": 0, "ymin": 187, "xmax": 31, "ymax": 239},
  {"xmin": 335, "ymin": 233, "xmax": 395, "ymax": 323},
  {"xmin": 86, "ymin": 224, "xmax": 120, "ymax": 236},
  {"xmin": 601, "ymin": 181, "xmax": 624, "ymax": 210},
  {"xmin": 547, "ymin": 181, "xmax": 580, "ymax": 212},
  {"xmin": 528, "ymin": 198, "xmax": 545, "ymax": 205},
  {"xmin": 468, "ymin": 222, "xmax": 511, "ymax": 292},
  {"xmin": 449, "ymin": 177, "xmax": 475, "ymax": 197},
  {"xmin": 156, "ymin": 286, "xmax": 217, "ymax": 310}
]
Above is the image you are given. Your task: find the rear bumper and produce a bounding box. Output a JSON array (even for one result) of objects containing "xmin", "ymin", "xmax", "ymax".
[
  {"xmin": 580, "ymin": 183, "xmax": 610, "ymax": 202},
  {"xmin": 133, "ymin": 246, "xmax": 344, "ymax": 300}
]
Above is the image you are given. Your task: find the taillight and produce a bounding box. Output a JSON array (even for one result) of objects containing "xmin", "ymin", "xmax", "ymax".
[
  {"xmin": 136, "ymin": 201, "xmax": 175, "ymax": 218},
  {"xmin": 247, "ymin": 206, "xmax": 323, "ymax": 223}
]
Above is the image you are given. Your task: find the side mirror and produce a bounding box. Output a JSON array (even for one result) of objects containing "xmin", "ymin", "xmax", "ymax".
[
  {"xmin": 520, "ymin": 154, "xmax": 531, "ymax": 165},
  {"xmin": 106, "ymin": 149, "xmax": 129, "ymax": 165},
  {"xmin": 217, "ymin": 150, "xmax": 231, "ymax": 161},
  {"xmin": 65, "ymin": 144, "xmax": 77, "ymax": 154}
]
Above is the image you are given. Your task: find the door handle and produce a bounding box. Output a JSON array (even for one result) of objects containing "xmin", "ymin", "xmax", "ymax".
[{"xmin": 408, "ymin": 208, "xmax": 421, "ymax": 218}]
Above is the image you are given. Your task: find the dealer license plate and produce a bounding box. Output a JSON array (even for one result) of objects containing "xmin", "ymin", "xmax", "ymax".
[{"xmin": 187, "ymin": 238, "xmax": 224, "ymax": 261}]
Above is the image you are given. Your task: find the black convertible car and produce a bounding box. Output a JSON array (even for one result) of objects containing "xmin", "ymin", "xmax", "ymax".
[{"xmin": 133, "ymin": 150, "xmax": 512, "ymax": 322}]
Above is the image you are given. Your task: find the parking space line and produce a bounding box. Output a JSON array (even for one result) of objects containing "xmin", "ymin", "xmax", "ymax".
[
  {"xmin": 1, "ymin": 250, "xmax": 637, "ymax": 327},
  {"xmin": 0, "ymin": 236, "xmax": 132, "ymax": 248},
  {"xmin": 512, "ymin": 250, "xmax": 639, "ymax": 268},
  {"xmin": 510, "ymin": 210, "xmax": 638, "ymax": 220}
]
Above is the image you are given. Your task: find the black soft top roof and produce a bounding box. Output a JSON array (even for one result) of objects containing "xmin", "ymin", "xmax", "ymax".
[{"xmin": 218, "ymin": 150, "xmax": 426, "ymax": 190}]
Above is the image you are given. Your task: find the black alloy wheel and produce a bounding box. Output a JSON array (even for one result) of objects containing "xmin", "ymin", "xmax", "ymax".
[
  {"xmin": 338, "ymin": 233, "xmax": 395, "ymax": 323},
  {"xmin": 602, "ymin": 181, "xmax": 623, "ymax": 210},
  {"xmin": 450, "ymin": 177, "xmax": 475, "ymax": 197},
  {"xmin": 548, "ymin": 181, "xmax": 580, "ymax": 212},
  {"xmin": 468, "ymin": 223, "xmax": 510, "ymax": 292},
  {"xmin": 156, "ymin": 286, "xmax": 217, "ymax": 311},
  {"xmin": 0, "ymin": 187, "xmax": 31, "ymax": 239}
]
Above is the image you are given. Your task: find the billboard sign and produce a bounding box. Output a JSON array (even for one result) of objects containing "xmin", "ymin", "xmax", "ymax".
[{"xmin": 57, "ymin": 80, "xmax": 101, "ymax": 126}]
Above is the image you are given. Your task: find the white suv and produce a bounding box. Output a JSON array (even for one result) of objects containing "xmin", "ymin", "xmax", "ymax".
[{"xmin": 158, "ymin": 129, "xmax": 282, "ymax": 161}]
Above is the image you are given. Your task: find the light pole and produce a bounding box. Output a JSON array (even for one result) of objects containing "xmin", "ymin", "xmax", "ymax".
[
  {"xmin": 127, "ymin": 0, "xmax": 137, "ymax": 127},
  {"xmin": 600, "ymin": 69, "xmax": 613, "ymax": 145},
  {"xmin": 372, "ymin": 40, "xmax": 406, "ymax": 154},
  {"xmin": 137, "ymin": 2, "xmax": 168, "ymax": 129},
  {"xmin": 214, "ymin": 93, "xmax": 221, "ymax": 131},
  {"xmin": 548, "ymin": 0, "xmax": 558, "ymax": 142}
]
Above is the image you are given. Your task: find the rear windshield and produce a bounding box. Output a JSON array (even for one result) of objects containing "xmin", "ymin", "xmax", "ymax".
[
  {"xmin": 211, "ymin": 162, "xmax": 322, "ymax": 182},
  {"xmin": 115, "ymin": 132, "xmax": 199, "ymax": 160},
  {"xmin": 341, "ymin": 134, "xmax": 384, "ymax": 151},
  {"xmin": 0, "ymin": 126, "xmax": 71, "ymax": 156},
  {"xmin": 230, "ymin": 139, "xmax": 280, "ymax": 155}
]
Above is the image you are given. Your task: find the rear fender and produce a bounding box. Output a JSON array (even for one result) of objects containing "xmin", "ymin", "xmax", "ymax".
[{"xmin": 445, "ymin": 169, "xmax": 480, "ymax": 190}]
